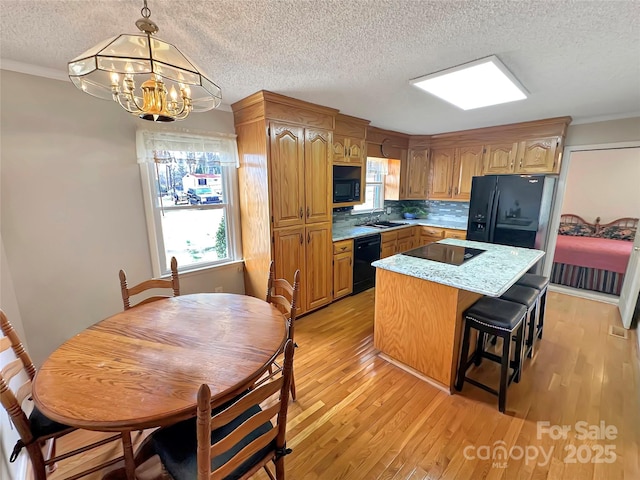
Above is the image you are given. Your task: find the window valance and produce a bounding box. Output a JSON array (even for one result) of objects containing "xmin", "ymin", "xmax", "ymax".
[{"xmin": 136, "ymin": 129, "xmax": 239, "ymax": 167}]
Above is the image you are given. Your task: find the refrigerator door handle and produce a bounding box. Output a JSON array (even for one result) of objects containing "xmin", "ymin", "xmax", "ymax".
[{"xmin": 489, "ymin": 190, "xmax": 500, "ymax": 243}]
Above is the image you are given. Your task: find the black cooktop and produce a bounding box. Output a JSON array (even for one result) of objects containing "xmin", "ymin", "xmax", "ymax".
[{"xmin": 402, "ymin": 243, "xmax": 486, "ymax": 266}]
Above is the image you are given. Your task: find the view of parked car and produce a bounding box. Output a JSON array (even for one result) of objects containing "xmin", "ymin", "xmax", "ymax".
[{"xmin": 187, "ymin": 187, "xmax": 221, "ymax": 204}]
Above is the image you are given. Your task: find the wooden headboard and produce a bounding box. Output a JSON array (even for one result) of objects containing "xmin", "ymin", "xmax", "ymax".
[
  {"xmin": 599, "ymin": 217, "xmax": 639, "ymax": 229},
  {"xmin": 560, "ymin": 214, "xmax": 599, "ymax": 226}
]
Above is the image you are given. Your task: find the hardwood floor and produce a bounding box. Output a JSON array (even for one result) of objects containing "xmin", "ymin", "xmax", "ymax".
[{"xmin": 46, "ymin": 290, "xmax": 639, "ymax": 480}]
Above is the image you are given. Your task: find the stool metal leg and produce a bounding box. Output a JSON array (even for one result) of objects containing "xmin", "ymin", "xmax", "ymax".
[
  {"xmin": 456, "ymin": 321, "xmax": 473, "ymax": 391},
  {"xmin": 499, "ymin": 331, "xmax": 512, "ymax": 414},
  {"xmin": 526, "ymin": 299, "xmax": 539, "ymax": 359}
]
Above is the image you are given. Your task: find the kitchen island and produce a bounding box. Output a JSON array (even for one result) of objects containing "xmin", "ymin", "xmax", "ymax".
[{"xmin": 372, "ymin": 239, "xmax": 544, "ymax": 392}]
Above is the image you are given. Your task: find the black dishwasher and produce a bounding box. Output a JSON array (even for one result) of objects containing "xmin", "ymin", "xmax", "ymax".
[{"xmin": 353, "ymin": 233, "xmax": 381, "ymax": 294}]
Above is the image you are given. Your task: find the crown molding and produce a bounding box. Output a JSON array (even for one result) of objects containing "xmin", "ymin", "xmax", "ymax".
[
  {"xmin": 570, "ymin": 111, "xmax": 640, "ymax": 125},
  {"xmin": 0, "ymin": 58, "xmax": 69, "ymax": 82}
]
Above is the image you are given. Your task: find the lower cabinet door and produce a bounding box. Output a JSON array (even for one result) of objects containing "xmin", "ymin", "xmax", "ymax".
[
  {"xmin": 381, "ymin": 241, "xmax": 396, "ymax": 259},
  {"xmin": 305, "ymin": 223, "xmax": 333, "ymax": 311},
  {"xmin": 397, "ymin": 238, "xmax": 413, "ymax": 253},
  {"xmin": 333, "ymin": 252, "xmax": 353, "ymax": 299},
  {"xmin": 273, "ymin": 226, "xmax": 306, "ymax": 316}
]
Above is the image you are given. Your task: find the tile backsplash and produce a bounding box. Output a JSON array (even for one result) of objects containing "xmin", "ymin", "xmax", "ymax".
[{"xmin": 332, "ymin": 200, "xmax": 469, "ymax": 227}]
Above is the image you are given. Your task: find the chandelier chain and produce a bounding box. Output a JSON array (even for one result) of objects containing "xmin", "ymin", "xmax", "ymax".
[{"xmin": 141, "ymin": 0, "xmax": 151, "ymax": 19}]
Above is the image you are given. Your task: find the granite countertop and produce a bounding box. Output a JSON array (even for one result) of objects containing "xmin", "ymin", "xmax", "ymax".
[
  {"xmin": 371, "ymin": 238, "xmax": 545, "ymax": 297},
  {"xmin": 332, "ymin": 219, "xmax": 468, "ymax": 242}
]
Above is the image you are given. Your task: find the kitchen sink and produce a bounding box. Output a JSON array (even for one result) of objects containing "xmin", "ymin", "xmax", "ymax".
[{"xmin": 363, "ymin": 221, "xmax": 408, "ymax": 229}]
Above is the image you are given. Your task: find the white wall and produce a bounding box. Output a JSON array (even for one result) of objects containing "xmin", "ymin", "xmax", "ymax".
[
  {"xmin": 566, "ymin": 117, "xmax": 640, "ymax": 146},
  {"xmin": 561, "ymin": 148, "xmax": 640, "ymax": 222},
  {"xmin": 0, "ymin": 70, "xmax": 244, "ymax": 370}
]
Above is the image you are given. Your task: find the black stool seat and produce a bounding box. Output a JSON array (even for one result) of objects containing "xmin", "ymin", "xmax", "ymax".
[
  {"xmin": 466, "ymin": 297, "xmax": 527, "ymax": 331},
  {"xmin": 501, "ymin": 285, "xmax": 539, "ymax": 307},
  {"xmin": 516, "ymin": 273, "xmax": 549, "ymax": 291},
  {"xmin": 457, "ymin": 297, "xmax": 528, "ymax": 413}
]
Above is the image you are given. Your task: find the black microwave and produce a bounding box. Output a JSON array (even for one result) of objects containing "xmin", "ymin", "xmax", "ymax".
[{"xmin": 333, "ymin": 178, "xmax": 361, "ymax": 203}]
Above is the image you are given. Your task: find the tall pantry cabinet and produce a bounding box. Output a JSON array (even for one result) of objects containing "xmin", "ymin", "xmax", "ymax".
[{"xmin": 232, "ymin": 91, "xmax": 337, "ymax": 315}]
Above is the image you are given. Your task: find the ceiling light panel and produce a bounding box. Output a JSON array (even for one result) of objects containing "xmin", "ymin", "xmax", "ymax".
[{"xmin": 410, "ymin": 55, "xmax": 528, "ymax": 110}]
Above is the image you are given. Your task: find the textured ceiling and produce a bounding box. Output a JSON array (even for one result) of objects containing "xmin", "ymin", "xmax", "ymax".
[{"xmin": 1, "ymin": 0, "xmax": 639, "ymax": 134}]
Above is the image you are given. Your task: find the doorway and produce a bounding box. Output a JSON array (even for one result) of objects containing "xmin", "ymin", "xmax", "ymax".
[{"xmin": 545, "ymin": 144, "xmax": 640, "ymax": 309}]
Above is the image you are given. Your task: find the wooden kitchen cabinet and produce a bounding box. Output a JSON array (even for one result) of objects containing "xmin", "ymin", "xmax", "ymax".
[
  {"xmin": 232, "ymin": 91, "xmax": 338, "ymax": 314},
  {"xmin": 333, "ymin": 239, "xmax": 353, "ymax": 299},
  {"xmin": 305, "ymin": 223, "xmax": 333, "ymax": 310},
  {"xmin": 483, "ymin": 137, "xmax": 560, "ymax": 174},
  {"xmin": 443, "ymin": 228, "xmax": 466, "ymax": 240},
  {"xmin": 452, "ymin": 145, "xmax": 484, "ymax": 200},
  {"xmin": 270, "ymin": 123, "xmax": 305, "ymax": 228},
  {"xmin": 419, "ymin": 226, "xmax": 445, "ymax": 246},
  {"xmin": 404, "ymin": 148, "xmax": 429, "ymax": 199},
  {"xmin": 429, "ymin": 146, "xmax": 483, "ymax": 201},
  {"xmin": 380, "ymin": 230, "xmax": 398, "ymax": 258},
  {"xmin": 273, "ymin": 226, "xmax": 306, "ymax": 317},
  {"xmin": 428, "ymin": 148, "xmax": 454, "ymax": 200},
  {"xmin": 333, "ymin": 114, "xmax": 369, "ymax": 167},
  {"xmin": 516, "ymin": 137, "xmax": 559, "ymax": 173}
]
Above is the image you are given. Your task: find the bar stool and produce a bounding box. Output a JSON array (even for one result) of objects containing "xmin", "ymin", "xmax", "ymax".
[
  {"xmin": 500, "ymin": 284, "xmax": 540, "ymax": 359},
  {"xmin": 456, "ymin": 297, "xmax": 527, "ymax": 413},
  {"xmin": 515, "ymin": 273, "xmax": 549, "ymax": 342}
]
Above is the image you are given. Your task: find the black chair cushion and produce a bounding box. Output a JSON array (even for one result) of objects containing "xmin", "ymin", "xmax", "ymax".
[
  {"xmin": 500, "ymin": 285, "xmax": 539, "ymax": 308},
  {"xmin": 465, "ymin": 297, "xmax": 527, "ymax": 332},
  {"xmin": 516, "ymin": 273, "xmax": 549, "ymax": 291},
  {"xmin": 29, "ymin": 406, "xmax": 72, "ymax": 438},
  {"xmin": 151, "ymin": 404, "xmax": 274, "ymax": 480}
]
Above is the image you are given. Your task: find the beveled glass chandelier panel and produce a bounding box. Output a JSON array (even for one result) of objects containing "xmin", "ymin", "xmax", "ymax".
[{"xmin": 68, "ymin": 0, "xmax": 221, "ymax": 122}]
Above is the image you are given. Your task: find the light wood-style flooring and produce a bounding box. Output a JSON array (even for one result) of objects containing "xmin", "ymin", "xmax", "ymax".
[{"xmin": 47, "ymin": 290, "xmax": 639, "ymax": 480}]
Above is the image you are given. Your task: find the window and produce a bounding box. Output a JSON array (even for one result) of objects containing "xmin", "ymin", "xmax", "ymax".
[
  {"xmin": 353, "ymin": 157, "xmax": 387, "ymax": 212},
  {"xmin": 137, "ymin": 130, "xmax": 241, "ymax": 276}
]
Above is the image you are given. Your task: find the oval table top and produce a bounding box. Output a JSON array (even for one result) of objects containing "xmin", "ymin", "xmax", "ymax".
[{"xmin": 33, "ymin": 293, "xmax": 287, "ymax": 431}]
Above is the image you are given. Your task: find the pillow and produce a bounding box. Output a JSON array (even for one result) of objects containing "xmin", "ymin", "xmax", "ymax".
[
  {"xmin": 558, "ymin": 222, "xmax": 596, "ymax": 237},
  {"xmin": 596, "ymin": 225, "xmax": 636, "ymax": 241}
]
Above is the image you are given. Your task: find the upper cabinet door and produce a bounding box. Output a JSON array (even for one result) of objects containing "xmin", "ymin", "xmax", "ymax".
[
  {"xmin": 405, "ymin": 148, "xmax": 429, "ymax": 199},
  {"xmin": 483, "ymin": 143, "xmax": 518, "ymax": 174},
  {"xmin": 453, "ymin": 145, "xmax": 484, "ymax": 200},
  {"xmin": 516, "ymin": 137, "xmax": 559, "ymax": 173},
  {"xmin": 305, "ymin": 128, "xmax": 332, "ymax": 224},
  {"xmin": 428, "ymin": 148, "xmax": 454, "ymax": 200},
  {"xmin": 270, "ymin": 123, "xmax": 305, "ymax": 229},
  {"xmin": 346, "ymin": 138, "xmax": 365, "ymax": 165},
  {"xmin": 332, "ymin": 134, "xmax": 347, "ymax": 164}
]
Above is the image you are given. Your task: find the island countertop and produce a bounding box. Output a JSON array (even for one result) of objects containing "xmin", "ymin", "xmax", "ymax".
[{"xmin": 372, "ymin": 239, "xmax": 545, "ymax": 297}]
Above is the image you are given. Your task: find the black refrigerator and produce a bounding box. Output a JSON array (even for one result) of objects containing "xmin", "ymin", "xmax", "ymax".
[{"xmin": 466, "ymin": 175, "xmax": 556, "ymax": 253}]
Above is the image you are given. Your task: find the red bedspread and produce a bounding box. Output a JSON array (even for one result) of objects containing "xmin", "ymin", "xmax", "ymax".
[{"xmin": 553, "ymin": 235, "xmax": 633, "ymax": 273}]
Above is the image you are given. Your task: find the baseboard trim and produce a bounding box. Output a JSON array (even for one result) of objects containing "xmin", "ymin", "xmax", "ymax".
[
  {"xmin": 549, "ymin": 284, "xmax": 619, "ymax": 305},
  {"xmin": 378, "ymin": 352, "xmax": 451, "ymax": 394}
]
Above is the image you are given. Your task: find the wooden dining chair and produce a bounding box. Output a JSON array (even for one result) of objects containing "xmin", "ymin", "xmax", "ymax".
[
  {"xmin": 137, "ymin": 338, "xmax": 295, "ymax": 480},
  {"xmin": 119, "ymin": 256, "xmax": 180, "ymax": 310},
  {"xmin": 0, "ymin": 309, "xmax": 123, "ymax": 480},
  {"xmin": 265, "ymin": 261, "xmax": 300, "ymax": 401}
]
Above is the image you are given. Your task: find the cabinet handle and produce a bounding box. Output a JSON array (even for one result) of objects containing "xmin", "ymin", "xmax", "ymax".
[
  {"xmin": 299, "ymin": 234, "xmax": 303, "ymax": 244},
  {"xmin": 341, "ymin": 246, "xmax": 347, "ymax": 251},
  {"xmin": 519, "ymin": 159, "xmax": 523, "ymax": 169},
  {"xmin": 448, "ymin": 186, "xmax": 452, "ymax": 195},
  {"xmin": 409, "ymin": 186, "xmax": 412, "ymax": 193},
  {"xmin": 299, "ymin": 207, "xmax": 303, "ymax": 218},
  {"xmin": 307, "ymin": 233, "xmax": 311, "ymax": 244},
  {"xmin": 349, "ymin": 258, "xmax": 352, "ymax": 266},
  {"xmin": 454, "ymin": 186, "xmax": 458, "ymax": 195},
  {"xmin": 307, "ymin": 207, "xmax": 310, "ymax": 218}
]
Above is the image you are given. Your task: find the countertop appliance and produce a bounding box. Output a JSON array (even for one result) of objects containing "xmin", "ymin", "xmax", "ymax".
[
  {"xmin": 333, "ymin": 178, "xmax": 361, "ymax": 203},
  {"xmin": 353, "ymin": 233, "xmax": 381, "ymax": 294},
  {"xmin": 466, "ymin": 175, "xmax": 556, "ymax": 269},
  {"xmin": 402, "ymin": 244, "xmax": 486, "ymax": 265}
]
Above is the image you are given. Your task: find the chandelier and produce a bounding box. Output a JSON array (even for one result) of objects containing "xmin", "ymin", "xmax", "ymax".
[{"xmin": 68, "ymin": 0, "xmax": 221, "ymax": 122}]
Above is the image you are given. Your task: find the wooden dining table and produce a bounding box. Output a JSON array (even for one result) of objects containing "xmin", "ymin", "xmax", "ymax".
[{"xmin": 32, "ymin": 293, "xmax": 287, "ymax": 480}]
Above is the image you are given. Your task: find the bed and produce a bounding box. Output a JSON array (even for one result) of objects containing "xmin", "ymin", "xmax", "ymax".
[{"xmin": 551, "ymin": 214, "xmax": 638, "ymax": 295}]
